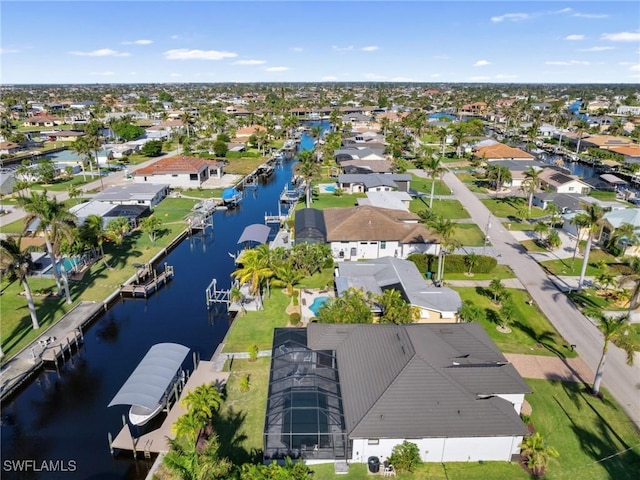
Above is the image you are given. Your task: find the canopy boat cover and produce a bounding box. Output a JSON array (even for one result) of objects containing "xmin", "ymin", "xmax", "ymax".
[{"xmin": 108, "ymin": 343, "xmax": 190, "ymax": 411}]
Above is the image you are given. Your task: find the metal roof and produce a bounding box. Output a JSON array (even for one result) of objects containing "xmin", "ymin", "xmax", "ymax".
[
  {"xmin": 237, "ymin": 223, "xmax": 271, "ymax": 245},
  {"xmin": 108, "ymin": 343, "xmax": 190, "ymax": 410},
  {"xmin": 294, "ymin": 208, "xmax": 327, "ymax": 244}
]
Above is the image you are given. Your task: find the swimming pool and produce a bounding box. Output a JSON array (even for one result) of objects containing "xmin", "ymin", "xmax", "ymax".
[
  {"xmin": 309, "ymin": 296, "xmax": 330, "ymax": 316},
  {"xmin": 318, "ymin": 184, "xmax": 337, "ymax": 193},
  {"xmin": 43, "ymin": 257, "xmax": 80, "ymax": 274}
]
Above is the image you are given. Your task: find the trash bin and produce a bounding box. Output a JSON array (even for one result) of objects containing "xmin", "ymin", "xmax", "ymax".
[
  {"xmin": 368, "ymin": 456, "xmax": 380, "ymax": 473},
  {"xmin": 426, "ymin": 271, "xmax": 432, "ymax": 279}
]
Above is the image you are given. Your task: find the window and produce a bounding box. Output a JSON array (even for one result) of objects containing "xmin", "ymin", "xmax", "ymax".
[
  {"xmin": 381, "ymin": 241, "xmax": 386, "ymax": 249},
  {"xmin": 190, "ymin": 174, "xmax": 198, "ymax": 181},
  {"xmin": 172, "ymin": 174, "xmax": 178, "ymax": 177},
  {"xmin": 368, "ymin": 439, "xmax": 379, "ymax": 445}
]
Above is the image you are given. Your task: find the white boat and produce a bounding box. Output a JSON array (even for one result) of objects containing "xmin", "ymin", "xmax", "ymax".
[{"xmin": 108, "ymin": 343, "xmax": 190, "ymax": 427}]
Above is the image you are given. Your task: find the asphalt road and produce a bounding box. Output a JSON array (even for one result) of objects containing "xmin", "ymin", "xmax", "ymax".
[{"xmin": 417, "ymin": 168, "xmax": 640, "ymax": 429}]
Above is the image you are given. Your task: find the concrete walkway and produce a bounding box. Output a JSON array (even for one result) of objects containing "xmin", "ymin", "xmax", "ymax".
[
  {"xmin": 444, "ymin": 278, "xmax": 526, "ymax": 289},
  {"xmin": 410, "ymin": 168, "xmax": 640, "ymax": 428}
]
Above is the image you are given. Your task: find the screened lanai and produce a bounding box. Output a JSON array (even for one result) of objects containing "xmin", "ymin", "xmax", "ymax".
[{"xmin": 264, "ymin": 328, "xmax": 347, "ymax": 462}]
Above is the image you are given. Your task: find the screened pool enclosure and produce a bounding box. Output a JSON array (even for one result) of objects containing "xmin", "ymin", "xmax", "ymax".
[{"xmin": 264, "ymin": 329, "xmax": 348, "ymax": 462}]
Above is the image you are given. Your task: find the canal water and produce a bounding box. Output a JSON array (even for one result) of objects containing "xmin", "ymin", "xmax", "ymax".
[{"xmin": 0, "ymin": 123, "xmax": 328, "ymax": 480}]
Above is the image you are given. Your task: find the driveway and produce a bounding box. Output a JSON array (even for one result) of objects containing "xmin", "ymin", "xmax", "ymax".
[{"xmin": 411, "ymin": 169, "xmax": 640, "ymax": 428}]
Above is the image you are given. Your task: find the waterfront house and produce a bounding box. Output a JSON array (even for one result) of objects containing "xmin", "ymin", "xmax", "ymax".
[
  {"xmin": 607, "ymin": 144, "xmax": 640, "ymax": 164},
  {"xmin": 263, "ymin": 324, "xmax": 530, "ymax": 465},
  {"xmin": 44, "ymin": 130, "xmax": 84, "ymax": 142},
  {"xmin": 92, "ymin": 183, "xmax": 169, "ymax": 208},
  {"xmin": 0, "ymin": 142, "xmax": 22, "ymax": 155},
  {"xmin": 132, "ymin": 155, "xmax": 224, "ymax": 189},
  {"xmin": 334, "ymin": 147, "xmax": 387, "ymax": 163},
  {"xmin": 600, "ymin": 208, "xmax": 640, "ymax": 255},
  {"xmin": 537, "ymin": 169, "xmax": 591, "ymax": 195},
  {"xmin": 336, "ymin": 256, "xmax": 462, "ymax": 321},
  {"xmin": 23, "ymin": 115, "xmax": 63, "ymax": 128},
  {"xmin": 356, "ymin": 191, "xmax": 411, "ymax": 211},
  {"xmin": 337, "ymin": 173, "xmax": 411, "ymax": 194},
  {"xmin": 473, "ymin": 143, "xmax": 535, "ymax": 162},
  {"xmin": 295, "ymin": 206, "xmax": 440, "ymax": 261}
]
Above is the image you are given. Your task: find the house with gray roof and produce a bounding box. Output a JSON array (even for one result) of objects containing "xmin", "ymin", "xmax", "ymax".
[
  {"xmin": 337, "ymin": 173, "xmax": 411, "ymax": 193},
  {"xmin": 92, "ymin": 183, "xmax": 169, "ymax": 207},
  {"xmin": 263, "ymin": 324, "xmax": 530, "ymax": 465},
  {"xmin": 356, "ymin": 191, "xmax": 411, "ymax": 211},
  {"xmin": 336, "ymin": 256, "xmax": 462, "ymax": 321},
  {"xmin": 334, "ymin": 147, "xmax": 386, "ymax": 163}
]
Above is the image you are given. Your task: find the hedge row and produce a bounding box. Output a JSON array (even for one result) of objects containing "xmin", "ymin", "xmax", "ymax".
[
  {"xmin": 407, "ymin": 253, "xmax": 497, "ymax": 274},
  {"xmin": 226, "ymin": 151, "xmax": 261, "ymax": 159}
]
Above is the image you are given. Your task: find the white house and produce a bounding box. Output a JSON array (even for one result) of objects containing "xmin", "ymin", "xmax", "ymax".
[
  {"xmin": 92, "ymin": 183, "xmax": 169, "ymax": 207},
  {"xmin": 336, "ymin": 174, "xmax": 411, "ymax": 194},
  {"xmin": 263, "ymin": 324, "xmax": 530, "ymax": 465},
  {"xmin": 132, "ymin": 155, "xmax": 223, "ymax": 189},
  {"xmin": 294, "ymin": 206, "xmax": 440, "ymax": 261},
  {"xmin": 538, "ymin": 169, "xmax": 591, "ymax": 195}
]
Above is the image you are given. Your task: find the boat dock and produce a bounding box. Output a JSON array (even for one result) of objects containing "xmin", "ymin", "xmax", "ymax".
[
  {"xmin": 0, "ymin": 301, "xmax": 104, "ymax": 402},
  {"xmin": 120, "ymin": 264, "xmax": 175, "ymax": 298},
  {"xmin": 109, "ymin": 361, "xmax": 229, "ymax": 457}
]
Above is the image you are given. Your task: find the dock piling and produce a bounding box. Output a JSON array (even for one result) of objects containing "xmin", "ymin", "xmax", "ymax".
[{"xmin": 108, "ymin": 432, "xmax": 114, "ymax": 456}]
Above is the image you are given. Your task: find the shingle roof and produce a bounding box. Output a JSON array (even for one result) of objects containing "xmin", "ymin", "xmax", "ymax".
[
  {"xmin": 323, "ymin": 206, "xmax": 438, "ymax": 243},
  {"xmin": 307, "ymin": 323, "xmax": 530, "ymax": 439},
  {"xmin": 338, "ymin": 173, "xmax": 410, "ymax": 189},
  {"xmin": 474, "ymin": 143, "xmax": 534, "ymax": 160}
]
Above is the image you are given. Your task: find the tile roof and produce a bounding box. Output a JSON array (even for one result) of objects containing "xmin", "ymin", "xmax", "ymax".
[
  {"xmin": 323, "ymin": 206, "xmax": 438, "ymax": 243},
  {"xmin": 307, "ymin": 323, "xmax": 530, "ymax": 439},
  {"xmin": 134, "ymin": 156, "xmax": 220, "ymax": 176},
  {"xmin": 608, "ymin": 145, "xmax": 640, "ymax": 157},
  {"xmin": 474, "ymin": 143, "xmax": 534, "ymax": 160}
]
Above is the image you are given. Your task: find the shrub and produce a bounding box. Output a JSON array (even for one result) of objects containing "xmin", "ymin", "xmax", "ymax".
[
  {"xmin": 443, "ymin": 254, "xmax": 497, "ymax": 274},
  {"xmin": 407, "ymin": 253, "xmax": 428, "ymax": 274},
  {"xmin": 226, "ymin": 151, "xmax": 260, "ymax": 159},
  {"xmin": 239, "ymin": 374, "xmax": 251, "ymax": 393},
  {"xmin": 248, "ymin": 343, "xmax": 259, "ymax": 362},
  {"xmin": 289, "ymin": 312, "xmax": 301, "ymax": 324},
  {"xmin": 389, "ymin": 440, "xmax": 421, "ymax": 473}
]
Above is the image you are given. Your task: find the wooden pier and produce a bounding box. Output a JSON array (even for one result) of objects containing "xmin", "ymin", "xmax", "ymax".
[
  {"xmin": 120, "ymin": 264, "xmax": 175, "ymax": 298},
  {"xmin": 109, "ymin": 361, "xmax": 229, "ymax": 457}
]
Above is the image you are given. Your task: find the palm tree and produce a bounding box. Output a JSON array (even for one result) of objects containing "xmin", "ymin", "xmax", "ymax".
[
  {"xmin": 0, "ymin": 237, "xmax": 40, "ymax": 329},
  {"xmin": 84, "ymin": 121, "xmax": 104, "ymax": 190},
  {"xmin": 570, "ymin": 212, "xmax": 590, "ymax": 267},
  {"xmin": 521, "ymin": 167, "xmax": 541, "ymax": 214},
  {"xmin": 425, "ymin": 157, "xmax": 446, "ymax": 209},
  {"xmin": 17, "ymin": 191, "xmax": 76, "ymax": 303},
  {"xmin": 273, "ymin": 261, "xmax": 302, "ymax": 295},
  {"xmin": 499, "ymin": 299, "xmax": 516, "ymax": 330},
  {"xmin": 586, "ymin": 310, "xmax": 635, "ymax": 395},
  {"xmin": 619, "ymin": 256, "xmax": 640, "ymax": 315},
  {"xmin": 437, "ymin": 126, "xmax": 448, "ymax": 158},
  {"xmin": 488, "ymin": 278, "xmax": 505, "ymax": 304},
  {"xmin": 596, "ymin": 271, "xmax": 616, "ymax": 293},
  {"xmin": 105, "ymin": 217, "xmax": 130, "ymax": 246},
  {"xmin": 428, "ymin": 216, "xmax": 457, "ymax": 283},
  {"xmin": 607, "ymin": 222, "xmax": 640, "ymax": 257},
  {"xmin": 520, "ymin": 432, "xmax": 559, "ymax": 479},
  {"xmin": 295, "ymin": 149, "xmax": 320, "ymax": 208},
  {"xmin": 546, "ymin": 230, "xmax": 561, "ymax": 250},
  {"xmin": 464, "ymin": 252, "xmax": 479, "ymax": 275},
  {"xmin": 545, "ymin": 202, "xmax": 561, "ymax": 227},
  {"xmin": 231, "ymin": 247, "xmax": 274, "ymax": 305},
  {"xmin": 82, "ymin": 214, "xmax": 110, "ymax": 268},
  {"xmin": 69, "ymin": 135, "xmax": 92, "ymax": 181},
  {"xmin": 458, "ymin": 300, "xmax": 484, "ymax": 323},
  {"xmin": 376, "ymin": 288, "xmax": 419, "ymax": 324},
  {"xmin": 533, "ymin": 222, "xmax": 549, "ymax": 241},
  {"xmin": 182, "ymin": 382, "xmax": 222, "ymax": 426},
  {"xmin": 577, "ymin": 203, "xmax": 604, "ymax": 293}
]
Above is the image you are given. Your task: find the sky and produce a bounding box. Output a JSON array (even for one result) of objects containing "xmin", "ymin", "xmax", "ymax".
[{"xmin": 1, "ymin": 1, "xmax": 639, "ymax": 84}]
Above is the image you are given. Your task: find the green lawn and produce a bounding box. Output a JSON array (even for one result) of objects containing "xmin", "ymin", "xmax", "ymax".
[
  {"xmin": 526, "ymin": 379, "xmax": 640, "ymax": 480},
  {"xmin": 224, "ymin": 157, "xmax": 267, "ymax": 175},
  {"xmin": 217, "ymin": 357, "xmax": 270, "ymax": 465},
  {"xmin": 567, "ymin": 288, "xmax": 628, "ymax": 311},
  {"xmin": 589, "ymin": 190, "xmax": 617, "ymax": 200},
  {"xmin": 520, "ymin": 239, "xmax": 548, "ymax": 253},
  {"xmin": 452, "ymin": 223, "xmax": 486, "ymax": 246},
  {"xmin": 481, "ymin": 197, "xmax": 546, "ymax": 219},
  {"xmin": 454, "ymin": 287, "xmax": 577, "ymax": 357},
  {"xmin": 297, "ymin": 268, "xmax": 334, "ymax": 290},
  {"xmin": 540, "ymin": 249, "xmax": 618, "ymax": 277},
  {"xmin": 310, "ymin": 462, "xmax": 526, "ymax": 479},
  {"xmin": 222, "ymin": 289, "xmax": 291, "ymax": 353},
  {"xmin": 505, "ymin": 221, "xmax": 534, "ymax": 231},
  {"xmin": 445, "ymin": 264, "xmax": 515, "ymax": 280},
  {"xmin": 296, "ymin": 193, "xmax": 365, "ymax": 210},
  {"xmin": 410, "ymin": 198, "xmax": 470, "ymax": 220},
  {"xmin": 0, "ymin": 218, "xmax": 25, "ymax": 234},
  {"xmin": 409, "ymin": 175, "xmax": 451, "ymax": 196},
  {"xmin": 153, "ymin": 197, "xmax": 199, "ymax": 223}
]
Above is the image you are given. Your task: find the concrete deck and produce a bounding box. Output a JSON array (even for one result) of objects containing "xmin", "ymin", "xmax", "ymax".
[
  {"xmin": 110, "ymin": 361, "xmax": 229, "ymax": 455},
  {"xmin": 300, "ymin": 289, "xmax": 335, "ymax": 323},
  {"xmin": 0, "ymin": 301, "xmax": 104, "ymax": 401}
]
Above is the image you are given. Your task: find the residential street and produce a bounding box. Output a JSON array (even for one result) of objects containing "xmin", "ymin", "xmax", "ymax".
[{"xmin": 413, "ymin": 168, "xmax": 640, "ymax": 429}]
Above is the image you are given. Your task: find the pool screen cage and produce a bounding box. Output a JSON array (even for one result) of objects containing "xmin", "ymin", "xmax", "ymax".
[{"xmin": 264, "ymin": 328, "xmax": 348, "ymax": 462}]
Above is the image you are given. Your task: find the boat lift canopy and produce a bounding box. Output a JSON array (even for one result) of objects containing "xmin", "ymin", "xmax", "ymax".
[
  {"xmin": 237, "ymin": 224, "xmax": 271, "ymax": 245},
  {"xmin": 108, "ymin": 343, "xmax": 190, "ymax": 410}
]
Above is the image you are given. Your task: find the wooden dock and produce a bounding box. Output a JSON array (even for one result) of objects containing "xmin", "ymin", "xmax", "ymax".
[
  {"xmin": 109, "ymin": 361, "xmax": 229, "ymax": 456},
  {"xmin": 120, "ymin": 265, "xmax": 175, "ymax": 298}
]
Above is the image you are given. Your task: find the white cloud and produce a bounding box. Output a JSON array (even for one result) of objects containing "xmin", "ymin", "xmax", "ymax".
[
  {"xmin": 545, "ymin": 60, "xmax": 590, "ymax": 66},
  {"xmin": 290, "ymin": 47, "xmax": 303, "ymax": 52},
  {"xmin": 550, "ymin": 8, "xmax": 572, "ymax": 14},
  {"xmin": 69, "ymin": 48, "xmax": 130, "ymax": 57},
  {"xmin": 574, "ymin": 13, "xmax": 608, "ymax": 19},
  {"xmin": 130, "ymin": 72, "xmax": 137, "ymax": 75},
  {"xmin": 163, "ymin": 49, "xmax": 237, "ymax": 60},
  {"xmin": 579, "ymin": 46, "xmax": 614, "ymax": 52},
  {"xmin": 265, "ymin": 66, "xmax": 289, "ymax": 72},
  {"xmin": 233, "ymin": 59, "xmax": 267, "ymax": 65},
  {"xmin": 601, "ymin": 32, "xmax": 640, "ymax": 42},
  {"xmin": 630, "ymin": 64, "xmax": 640, "ymax": 72},
  {"xmin": 564, "ymin": 34, "xmax": 585, "ymax": 41},
  {"xmin": 473, "ymin": 60, "xmax": 491, "ymax": 67},
  {"xmin": 332, "ymin": 45, "xmax": 354, "ymax": 52},
  {"xmin": 364, "ymin": 73, "xmax": 386, "ymax": 80},
  {"xmin": 430, "ymin": 73, "xmax": 441, "ymax": 78},
  {"xmin": 170, "ymin": 35, "xmax": 181, "ymax": 40},
  {"xmin": 391, "ymin": 77, "xmax": 414, "ymax": 82},
  {"xmin": 491, "ymin": 13, "xmax": 529, "ymax": 23},
  {"xmin": 619, "ymin": 62, "xmax": 635, "ymax": 65},
  {"xmin": 89, "ymin": 71, "xmax": 115, "ymax": 76},
  {"xmin": 469, "ymin": 76, "xmax": 491, "ymax": 81},
  {"xmin": 170, "ymin": 73, "xmax": 182, "ymax": 77},
  {"xmin": 495, "ymin": 74, "xmax": 518, "ymax": 79},
  {"xmin": 322, "ymin": 75, "xmax": 337, "ymax": 81},
  {"xmin": 361, "ymin": 45, "xmax": 379, "ymax": 52},
  {"xmin": 0, "ymin": 48, "xmax": 20, "ymax": 54},
  {"xmin": 121, "ymin": 39, "xmax": 153, "ymax": 45}
]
